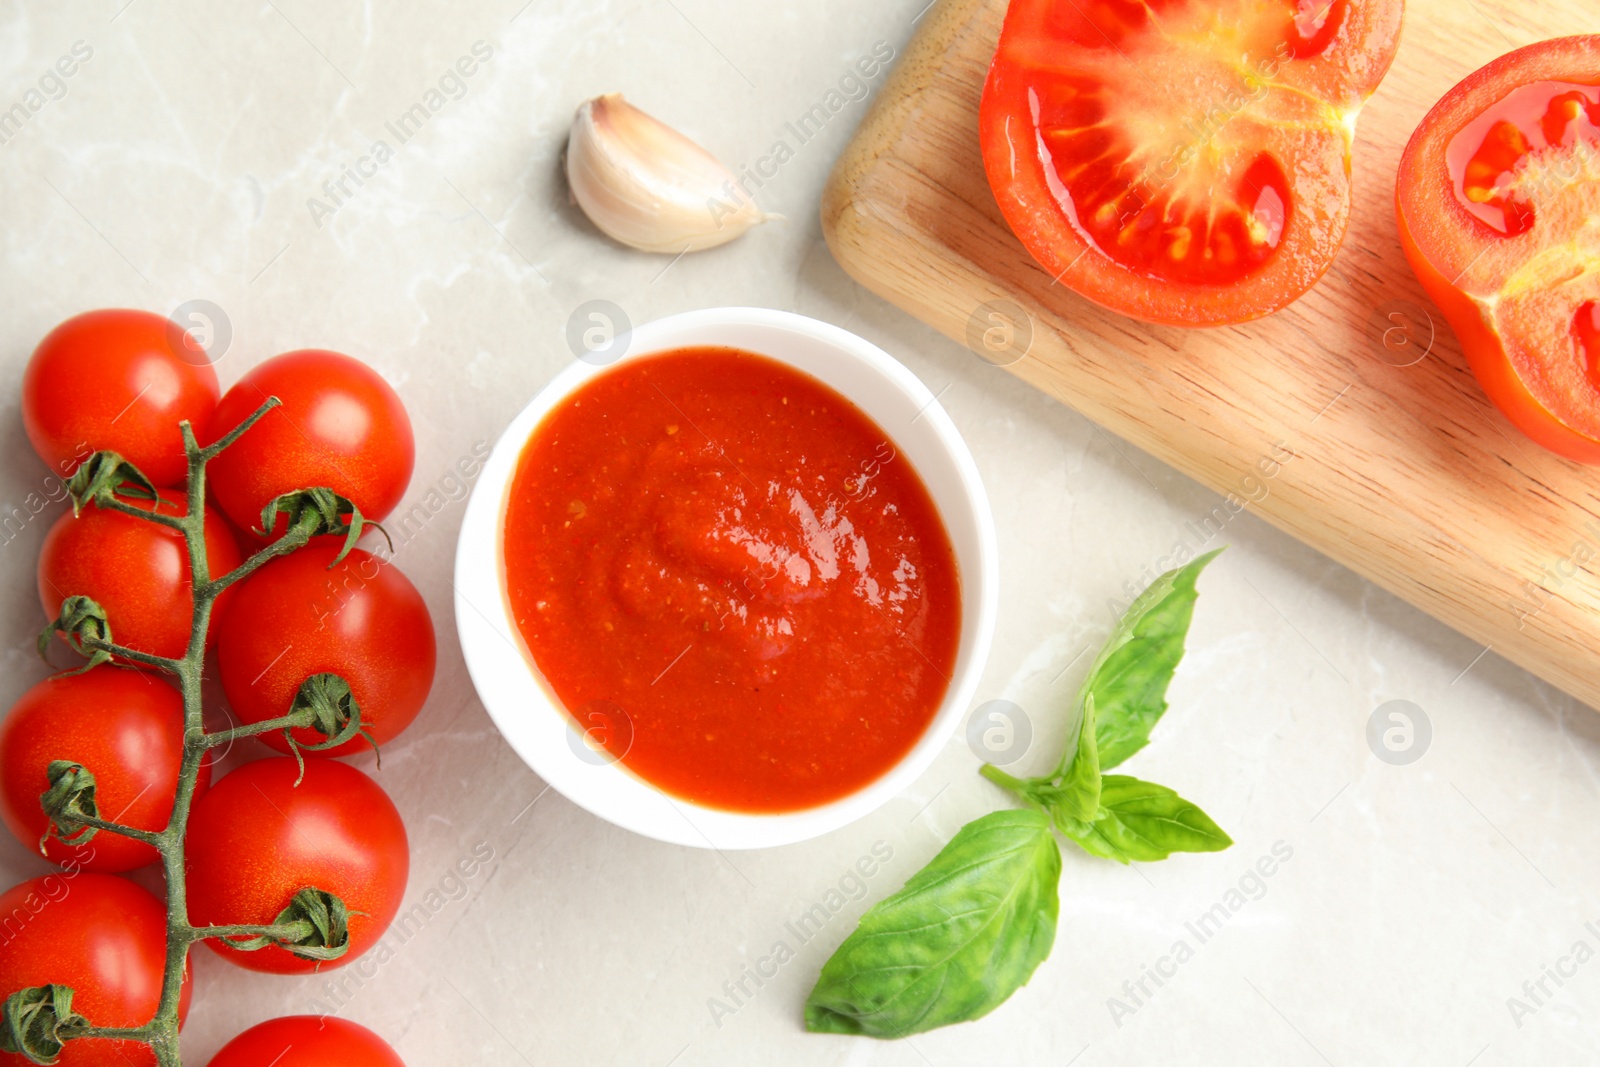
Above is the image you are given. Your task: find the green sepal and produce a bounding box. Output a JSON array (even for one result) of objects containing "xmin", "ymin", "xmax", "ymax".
[
  {"xmin": 0, "ymin": 984, "xmax": 86, "ymax": 1064},
  {"xmin": 64, "ymin": 451, "xmax": 160, "ymax": 516},
  {"xmin": 38, "ymin": 761, "xmax": 98, "ymax": 852},
  {"xmin": 282, "ymin": 673, "xmax": 378, "ymax": 783},
  {"xmin": 36, "ymin": 598, "xmax": 112, "ymax": 676},
  {"xmin": 217, "ymin": 887, "xmax": 360, "ymax": 962},
  {"xmin": 256, "ymin": 488, "xmax": 391, "ymax": 565}
]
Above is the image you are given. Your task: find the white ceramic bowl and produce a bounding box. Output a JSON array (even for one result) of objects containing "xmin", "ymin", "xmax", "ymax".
[{"xmin": 454, "ymin": 307, "xmax": 997, "ymax": 849}]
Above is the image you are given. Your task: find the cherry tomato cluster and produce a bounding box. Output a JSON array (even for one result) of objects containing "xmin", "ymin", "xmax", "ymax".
[{"xmin": 0, "ymin": 309, "xmax": 431, "ymax": 1065}]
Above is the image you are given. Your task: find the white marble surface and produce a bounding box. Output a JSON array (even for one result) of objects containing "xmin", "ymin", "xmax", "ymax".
[{"xmin": 3, "ymin": 1, "xmax": 1599, "ymax": 1064}]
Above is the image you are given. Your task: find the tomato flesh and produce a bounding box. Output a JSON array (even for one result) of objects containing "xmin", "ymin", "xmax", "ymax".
[
  {"xmin": 1040, "ymin": 76, "xmax": 1293, "ymax": 286},
  {"xmin": 1292, "ymin": 0, "xmax": 1346, "ymax": 57},
  {"xmin": 1448, "ymin": 80, "xmax": 1600, "ymax": 236},
  {"xmin": 1580, "ymin": 300, "xmax": 1600, "ymax": 388},
  {"xmin": 1397, "ymin": 37, "xmax": 1600, "ymax": 462},
  {"xmin": 981, "ymin": 0, "xmax": 1403, "ymax": 325}
]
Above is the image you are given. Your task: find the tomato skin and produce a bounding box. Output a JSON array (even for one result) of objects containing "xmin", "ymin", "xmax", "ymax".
[
  {"xmin": 207, "ymin": 1016, "xmax": 405, "ymax": 1067},
  {"xmin": 1396, "ymin": 202, "xmax": 1595, "ymax": 458},
  {"xmin": 185, "ymin": 758, "xmax": 408, "ymax": 975},
  {"xmin": 978, "ymin": 0, "xmax": 1404, "ymax": 326},
  {"xmin": 217, "ymin": 545, "xmax": 435, "ymax": 756},
  {"xmin": 1396, "ymin": 36, "xmax": 1600, "ymax": 463},
  {"xmin": 37, "ymin": 495, "xmax": 242, "ymax": 660},
  {"xmin": 0, "ymin": 874, "xmax": 190, "ymax": 1067},
  {"xmin": 23, "ymin": 309, "xmax": 220, "ymax": 487},
  {"xmin": 0, "ymin": 668, "xmax": 209, "ymax": 872},
  {"xmin": 204, "ymin": 351, "xmax": 414, "ymax": 537}
]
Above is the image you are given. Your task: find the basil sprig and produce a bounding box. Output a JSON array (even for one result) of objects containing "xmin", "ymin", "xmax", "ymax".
[
  {"xmin": 804, "ymin": 551, "xmax": 1230, "ymax": 1037},
  {"xmin": 999, "ymin": 549, "xmax": 1232, "ymax": 862}
]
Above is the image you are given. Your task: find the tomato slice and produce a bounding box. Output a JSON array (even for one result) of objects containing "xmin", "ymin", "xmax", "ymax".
[
  {"xmin": 980, "ymin": 0, "xmax": 1404, "ymax": 326},
  {"xmin": 1397, "ymin": 36, "xmax": 1600, "ymax": 463}
]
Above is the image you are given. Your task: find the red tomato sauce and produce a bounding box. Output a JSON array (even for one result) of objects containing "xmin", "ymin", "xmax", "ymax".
[{"xmin": 502, "ymin": 347, "xmax": 961, "ymax": 812}]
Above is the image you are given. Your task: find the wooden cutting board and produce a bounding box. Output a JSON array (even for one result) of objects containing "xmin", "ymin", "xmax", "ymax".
[{"xmin": 822, "ymin": 0, "xmax": 1600, "ymax": 709}]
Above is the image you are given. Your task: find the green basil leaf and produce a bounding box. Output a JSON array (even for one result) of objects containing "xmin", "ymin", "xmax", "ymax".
[
  {"xmin": 1047, "ymin": 691, "xmax": 1100, "ymax": 823},
  {"xmin": 1062, "ymin": 775, "xmax": 1232, "ymax": 864},
  {"xmin": 1085, "ymin": 549, "xmax": 1222, "ymax": 770},
  {"xmin": 804, "ymin": 809, "xmax": 1061, "ymax": 1037}
]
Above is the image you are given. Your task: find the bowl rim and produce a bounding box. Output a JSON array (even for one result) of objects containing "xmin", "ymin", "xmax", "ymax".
[{"xmin": 453, "ymin": 306, "xmax": 997, "ymax": 849}]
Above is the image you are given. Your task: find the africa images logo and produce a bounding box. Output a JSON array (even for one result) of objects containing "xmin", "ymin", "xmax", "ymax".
[
  {"xmin": 704, "ymin": 41, "xmax": 895, "ymax": 228},
  {"xmin": 305, "ymin": 41, "xmax": 495, "ymax": 228}
]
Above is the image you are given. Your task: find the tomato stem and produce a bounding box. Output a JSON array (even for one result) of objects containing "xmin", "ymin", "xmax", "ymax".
[
  {"xmin": 200, "ymin": 711, "xmax": 313, "ymax": 748},
  {"xmin": 197, "ymin": 396, "xmax": 280, "ymax": 462},
  {"xmin": 75, "ymin": 639, "xmax": 180, "ymax": 674},
  {"xmin": 52, "ymin": 814, "xmax": 162, "ymax": 848},
  {"xmin": 58, "ymin": 1023, "xmax": 155, "ymax": 1042},
  {"xmin": 87, "ymin": 496, "xmax": 188, "ymax": 531},
  {"xmin": 181, "ymin": 921, "xmax": 318, "ymax": 944},
  {"xmin": 200, "ymin": 531, "xmax": 310, "ymax": 600}
]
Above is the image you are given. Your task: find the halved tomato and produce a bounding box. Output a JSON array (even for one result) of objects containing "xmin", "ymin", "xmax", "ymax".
[
  {"xmin": 1396, "ymin": 36, "xmax": 1600, "ymax": 463},
  {"xmin": 980, "ymin": 0, "xmax": 1404, "ymax": 325}
]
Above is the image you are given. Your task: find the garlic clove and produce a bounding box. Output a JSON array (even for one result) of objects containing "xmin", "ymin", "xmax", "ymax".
[{"xmin": 565, "ymin": 93, "xmax": 772, "ymax": 254}]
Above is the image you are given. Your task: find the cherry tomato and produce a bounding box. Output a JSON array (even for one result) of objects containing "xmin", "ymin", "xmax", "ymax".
[
  {"xmin": 979, "ymin": 0, "xmax": 1404, "ymax": 325},
  {"xmin": 23, "ymin": 309, "xmax": 220, "ymax": 487},
  {"xmin": 207, "ymin": 1016, "xmax": 404, "ymax": 1067},
  {"xmin": 217, "ymin": 544, "xmax": 435, "ymax": 757},
  {"xmin": 37, "ymin": 493, "xmax": 242, "ymax": 660},
  {"xmin": 0, "ymin": 873, "xmax": 190, "ymax": 1067},
  {"xmin": 185, "ymin": 758, "xmax": 408, "ymax": 975},
  {"xmin": 1396, "ymin": 36, "xmax": 1600, "ymax": 462},
  {"xmin": 0, "ymin": 668, "xmax": 209, "ymax": 872},
  {"xmin": 204, "ymin": 351, "xmax": 415, "ymax": 537}
]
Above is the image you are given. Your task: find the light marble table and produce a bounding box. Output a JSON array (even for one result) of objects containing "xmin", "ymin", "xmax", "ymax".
[{"xmin": 2, "ymin": 2, "xmax": 1598, "ymax": 1064}]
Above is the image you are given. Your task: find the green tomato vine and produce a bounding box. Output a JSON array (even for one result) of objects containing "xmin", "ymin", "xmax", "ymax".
[{"xmin": 0, "ymin": 399, "xmax": 386, "ymax": 1066}]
